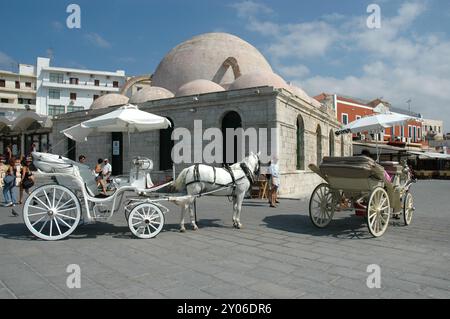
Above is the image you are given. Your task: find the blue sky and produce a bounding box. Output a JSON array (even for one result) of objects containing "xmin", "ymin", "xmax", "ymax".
[{"xmin": 1, "ymin": 0, "xmax": 450, "ymax": 127}]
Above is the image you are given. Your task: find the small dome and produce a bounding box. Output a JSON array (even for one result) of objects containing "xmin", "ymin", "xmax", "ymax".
[
  {"xmin": 288, "ymin": 85, "xmax": 322, "ymax": 107},
  {"xmin": 289, "ymin": 85, "xmax": 310, "ymax": 101},
  {"xmin": 229, "ymin": 71, "xmax": 290, "ymax": 91},
  {"xmin": 91, "ymin": 93, "xmax": 129, "ymax": 109},
  {"xmin": 310, "ymin": 97, "xmax": 322, "ymax": 108},
  {"xmin": 152, "ymin": 32, "xmax": 273, "ymax": 93},
  {"xmin": 175, "ymin": 79, "xmax": 225, "ymax": 97},
  {"xmin": 129, "ymin": 86, "xmax": 174, "ymax": 104}
]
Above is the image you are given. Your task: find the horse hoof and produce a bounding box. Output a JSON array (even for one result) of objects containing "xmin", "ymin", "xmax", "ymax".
[
  {"xmin": 192, "ymin": 224, "xmax": 199, "ymax": 231},
  {"xmin": 180, "ymin": 228, "xmax": 186, "ymax": 233},
  {"xmin": 232, "ymin": 222, "xmax": 242, "ymax": 229}
]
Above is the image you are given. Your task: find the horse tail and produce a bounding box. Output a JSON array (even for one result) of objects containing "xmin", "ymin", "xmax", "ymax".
[{"xmin": 173, "ymin": 167, "xmax": 188, "ymax": 191}]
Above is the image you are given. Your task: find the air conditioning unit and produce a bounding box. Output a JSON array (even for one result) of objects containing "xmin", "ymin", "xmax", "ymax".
[{"xmin": 66, "ymin": 72, "xmax": 71, "ymax": 76}]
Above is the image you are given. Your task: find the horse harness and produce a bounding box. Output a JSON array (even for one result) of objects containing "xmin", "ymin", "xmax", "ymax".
[{"xmin": 185, "ymin": 163, "xmax": 255, "ymax": 195}]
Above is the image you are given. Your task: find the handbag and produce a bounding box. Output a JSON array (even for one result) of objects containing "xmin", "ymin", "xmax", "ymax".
[
  {"xmin": 22, "ymin": 177, "xmax": 35, "ymax": 189},
  {"xmin": 3, "ymin": 174, "xmax": 15, "ymax": 185}
]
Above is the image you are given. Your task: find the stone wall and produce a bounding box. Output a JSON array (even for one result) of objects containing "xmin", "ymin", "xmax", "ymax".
[
  {"xmin": 274, "ymin": 89, "xmax": 352, "ymax": 198},
  {"xmin": 50, "ymin": 86, "xmax": 352, "ymax": 195}
]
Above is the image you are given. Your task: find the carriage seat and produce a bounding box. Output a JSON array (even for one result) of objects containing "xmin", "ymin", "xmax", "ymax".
[
  {"xmin": 319, "ymin": 156, "xmax": 385, "ymax": 181},
  {"xmin": 379, "ymin": 161, "xmax": 403, "ymax": 176}
]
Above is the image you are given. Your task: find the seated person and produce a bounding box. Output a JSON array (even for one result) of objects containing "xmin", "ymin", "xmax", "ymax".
[
  {"xmin": 94, "ymin": 158, "xmax": 107, "ymax": 194},
  {"xmin": 102, "ymin": 158, "xmax": 112, "ymax": 190}
]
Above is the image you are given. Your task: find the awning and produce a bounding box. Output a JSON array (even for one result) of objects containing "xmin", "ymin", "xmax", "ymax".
[{"xmin": 408, "ymin": 151, "xmax": 450, "ymax": 159}]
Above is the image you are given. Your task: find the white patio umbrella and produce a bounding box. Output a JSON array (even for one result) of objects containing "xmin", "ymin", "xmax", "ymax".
[
  {"xmin": 61, "ymin": 104, "xmax": 171, "ymax": 142},
  {"xmin": 335, "ymin": 113, "xmax": 414, "ymax": 136},
  {"xmin": 335, "ymin": 112, "xmax": 416, "ymax": 161}
]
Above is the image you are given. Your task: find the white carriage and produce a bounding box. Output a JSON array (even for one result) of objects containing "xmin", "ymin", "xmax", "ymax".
[
  {"xmin": 22, "ymin": 152, "xmax": 173, "ymax": 240},
  {"xmin": 308, "ymin": 156, "xmax": 416, "ymax": 237}
]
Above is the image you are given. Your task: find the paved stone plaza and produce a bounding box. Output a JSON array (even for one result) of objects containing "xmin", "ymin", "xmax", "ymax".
[{"xmin": 0, "ymin": 180, "xmax": 449, "ymax": 299}]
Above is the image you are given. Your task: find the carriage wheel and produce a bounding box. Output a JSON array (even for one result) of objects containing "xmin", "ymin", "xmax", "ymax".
[
  {"xmin": 128, "ymin": 203, "xmax": 165, "ymax": 239},
  {"xmin": 366, "ymin": 187, "xmax": 390, "ymax": 237},
  {"xmin": 403, "ymin": 192, "xmax": 414, "ymax": 226},
  {"xmin": 23, "ymin": 185, "xmax": 81, "ymax": 241},
  {"xmin": 309, "ymin": 183, "xmax": 336, "ymax": 228}
]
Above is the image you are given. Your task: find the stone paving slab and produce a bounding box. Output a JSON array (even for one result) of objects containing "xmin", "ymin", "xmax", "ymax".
[{"xmin": 0, "ymin": 180, "xmax": 449, "ymax": 298}]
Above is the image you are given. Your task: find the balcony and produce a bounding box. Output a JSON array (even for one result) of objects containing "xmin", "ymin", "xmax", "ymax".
[
  {"xmin": 0, "ymin": 85, "xmax": 36, "ymax": 93},
  {"xmin": 0, "ymin": 102, "xmax": 36, "ymax": 110},
  {"xmin": 42, "ymin": 79, "xmax": 121, "ymax": 92}
]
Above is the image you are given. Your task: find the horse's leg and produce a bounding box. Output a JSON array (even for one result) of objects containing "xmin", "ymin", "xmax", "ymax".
[
  {"xmin": 179, "ymin": 203, "xmax": 187, "ymax": 232},
  {"xmin": 232, "ymin": 196, "xmax": 238, "ymax": 228},
  {"xmin": 234, "ymin": 191, "xmax": 245, "ymax": 229},
  {"xmin": 189, "ymin": 200, "xmax": 199, "ymax": 231}
]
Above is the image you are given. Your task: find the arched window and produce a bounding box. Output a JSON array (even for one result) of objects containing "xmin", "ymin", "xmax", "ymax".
[
  {"xmin": 159, "ymin": 117, "xmax": 174, "ymax": 170},
  {"xmin": 316, "ymin": 125, "xmax": 322, "ymax": 165},
  {"xmin": 341, "ymin": 135, "xmax": 345, "ymax": 156},
  {"xmin": 221, "ymin": 111, "xmax": 242, "ymax": 164},
  {"xmin": 296, "ymin": 116, "xmax": 305, "ymax": 170},
  {"xmin": 329, "ymin": 129, "xmax": 335, "ymax": 157}
]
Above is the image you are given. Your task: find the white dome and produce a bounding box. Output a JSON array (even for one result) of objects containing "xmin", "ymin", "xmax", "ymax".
[
  {"xmin": 310, "ymin": 97, "xmax": 322, "ymax": 108},
  {"xmin": 229, "ymin": 71, "xmax": 290, "ymax": 91},
  {"xmin": 175, "ymin": 79, "xmax": 225, "ymax": 97},
  {"xmin": 289, "ymin": 85, "xmax": 321, "ymax": 106},
  {"xmin": 289, "ymin": 85, "xmax": 311, "ymax": 102},
  {"xmin": 91, "ymin": 93, "xmax": 129, "ymax": 109},
  {"xmin": 129, "ymin": 86, "xmax": 174, "ymax": 104},
  {"xmin": 152, "ymin": 32, "xmax": 273, "ymax": 93}
]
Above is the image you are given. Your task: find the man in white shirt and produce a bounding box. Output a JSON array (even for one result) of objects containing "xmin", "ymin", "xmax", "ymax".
[{"xmin": 102, "ymin": 158, "xmax": 112, "ymax": 180}]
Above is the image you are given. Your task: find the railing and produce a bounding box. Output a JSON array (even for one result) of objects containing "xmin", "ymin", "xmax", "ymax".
[{"xmin": 44, "ymin": 79, "xmax": 120, "ymax": 88}]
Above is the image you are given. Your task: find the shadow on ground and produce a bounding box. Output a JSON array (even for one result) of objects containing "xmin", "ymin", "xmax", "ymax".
[
  {"xmin": 0, "ymin": 217, "xmax": 228, "ymax": 241},
  {"xmin": 262, "ymin": 213, "xmax": 376, "ymax": 239}
]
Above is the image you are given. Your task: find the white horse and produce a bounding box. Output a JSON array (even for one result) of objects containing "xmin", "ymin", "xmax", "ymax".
[{"xmin": 172, "ymin": 152, "xmax": 261, "ymax": 232}]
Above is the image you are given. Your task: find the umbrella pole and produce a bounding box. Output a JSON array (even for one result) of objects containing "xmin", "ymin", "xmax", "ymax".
[
  {"xmin": 376, "ymin": 138, "xmax": 379, "ymax": 162},
  {"xmin": 128, "ymin": 130, "xmax": 131, "ymax": 161}
]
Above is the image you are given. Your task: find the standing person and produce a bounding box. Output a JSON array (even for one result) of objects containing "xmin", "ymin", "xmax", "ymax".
[
  {"xmin": 0, "ymin": 158, "xmax": 6, "ymax": 189},
  {"xmin": 3, "ymin": 158, "xmax": 17, "ymax": 207},
  {"xmin": 19, "ymin": 158, "xmax": 35, "ymax": 205},
  {"xmin": 265, "ymin": 161, "xmax": 272, "ymax": 204},
  {"xmin": 5, "ymin": 145, "xmax": 12, "ymax": 164},
  {"xmin": 29, "ymin": 142, "xmax": 37, "ymax": 156},
  {"xmin": 269, "ymin": 157, "xmax": 280, "ymax": 208}
]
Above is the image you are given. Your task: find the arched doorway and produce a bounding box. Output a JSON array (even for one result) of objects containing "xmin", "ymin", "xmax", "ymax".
[
  {"xmin": 221, "ymin": 111, "xmax": 242, "ymax": 164},
  {"xmin": 329, "ymin": 129, "xmax": 335, "ymax": 157},
  {"xmin": 316, "ymin": 125, "xmax": 322, "ymax": 165},
  {"xmin": 296, "ymin": 115, "xmax": 305, "ymax": 170},
  {"xmin": 160, "ymin": 117, "xmax": 174, "ymax": 170}
]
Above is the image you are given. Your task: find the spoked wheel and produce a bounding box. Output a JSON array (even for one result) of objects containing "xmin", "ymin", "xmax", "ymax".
[
  {"xmin": 23, "ymin": 185, "xmax": 81, "ymax": 240},
  {"xmin": 366, "ymin": 187, "xmax": 390, "ymax": 237},
  {"xmin": 309, "ymin": 183, "xmax": 336, "ymax": 228},
  {"xmin": 403, "ymin": 192, "xmax": 414, "ymax": 226},
  {"xmin": 128, "ymin": 203, "xmax": 165, "ymax": 239}
]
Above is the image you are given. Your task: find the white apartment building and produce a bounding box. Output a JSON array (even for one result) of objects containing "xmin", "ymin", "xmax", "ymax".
[
  {"xmin": 0, "ymin": 64, "xmax": 37, "ymax": 118},
  {"xmin": 36, "ymin": 57, "xmax": 126, "ymax": 116}
]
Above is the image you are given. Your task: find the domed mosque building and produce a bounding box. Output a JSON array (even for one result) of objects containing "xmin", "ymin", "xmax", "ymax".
[{"xmin": 52, "ymin": 32, "xmax": 352, "ymax": 197}]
